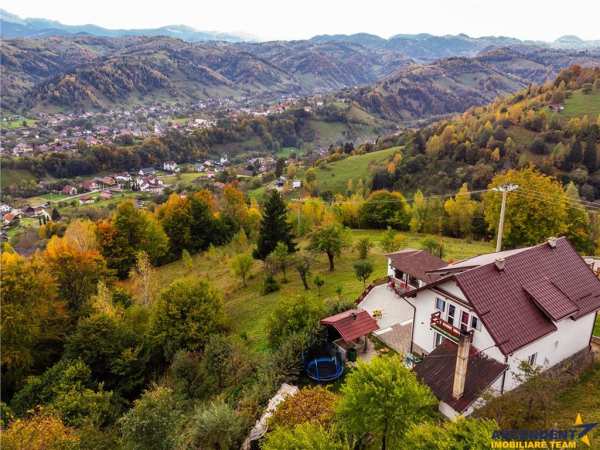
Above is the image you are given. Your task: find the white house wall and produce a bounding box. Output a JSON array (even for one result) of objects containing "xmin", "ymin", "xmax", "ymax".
[
  {"xmin": 502, "ymin": 312, "xmax": 596, "ymax": 392},
  {"xmin": 411, "ymin": 281, "xmax": 502, "ymax": 362}
]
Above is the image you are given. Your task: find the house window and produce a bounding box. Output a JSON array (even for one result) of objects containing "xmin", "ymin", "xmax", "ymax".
[
  {"xmin": 460, "ymin": 311, "xmax": 470, "ymax": 332},
  {"xmin": 435, "ymin": 298, "xmax": 446, "ymax": 312},
  {"xmin": 447, "ymin": 304, "xmax": 456, "ymax": 326},
  {"xmin": 434, "ymin": 332, "xmax": 445, "ymax": 348},
  {"xmin": 527, "ymin": 353, "xmax": 537, "ymax": 366},
  {"xmin": 470, "ymin": 316, "xmax": 481, "ymax": 331}
]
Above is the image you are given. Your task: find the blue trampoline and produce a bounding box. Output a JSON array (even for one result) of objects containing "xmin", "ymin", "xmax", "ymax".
[{"xmin": 305, "ymin": 351, "xmax": 344, "ymax": 382}]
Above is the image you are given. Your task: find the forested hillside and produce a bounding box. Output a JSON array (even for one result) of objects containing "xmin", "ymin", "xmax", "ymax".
[
  {"xmin": 372, "ymin": 66, "xmax": 600, "ymax": 199},
  {"xmin": 348, "ymin": 48, "xmax": 600, "ymax": 122}
]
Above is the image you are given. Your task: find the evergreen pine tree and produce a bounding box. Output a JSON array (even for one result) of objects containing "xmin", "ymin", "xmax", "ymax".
[
  {"xmin": 51, "ymin": 208, "xmax": 61, "ymax": 221},
  {"xmin": 253, "ymin": 190, "xmax": 296, "ymax": 260},
  {"xmin": 565, "ymin": 140, "xmax": 583, "ymax": 169},
  {"xmin": 583, "ymin": 135, "xmax": 597, "ymax": 172}
]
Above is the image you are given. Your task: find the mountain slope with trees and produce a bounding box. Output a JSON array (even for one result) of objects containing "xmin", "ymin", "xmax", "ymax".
[
  {"xmin": 347, "ymin": 48, "xmax": 600, "ymax": 122},
  {"xmin": 372, "ymin": 65, "xmax": 600, "ymax": 200}
]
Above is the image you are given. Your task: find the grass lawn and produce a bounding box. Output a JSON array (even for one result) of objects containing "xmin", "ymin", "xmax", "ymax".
[
  {"xmin": 122, "ymin": 229, "xmax": 493, "ymax": 352},
  {"xmin": 562, "ymin": 90, "xmax": 600, "ymax": 118},
  {"xmin": 276, "ymin": 147, "xmax": 303, "ymax": 159},
  {"xmin": 158, "ymin": 172, "xmax": 202, "ymax": 186},
  {"xmin": 594, "ymin": 314, "xmax": 600, "ymax": 337},
  {"xmin": 313, "ymin": 147, "xmax": 401, "ymax": 194}
]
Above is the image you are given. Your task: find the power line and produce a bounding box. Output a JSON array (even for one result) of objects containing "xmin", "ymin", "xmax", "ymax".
[
  {"xmin": 517, "ymin": 187, "xmax": 600, "ymax": 209},
  {"xmin": 514, "ymin": 189, "xmax": 600, "ymax": 212}
]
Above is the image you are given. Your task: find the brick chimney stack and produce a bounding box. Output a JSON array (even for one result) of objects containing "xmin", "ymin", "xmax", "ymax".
[{"xmin": 452, "ymin": 331, "xmax": 472, "ymax": 400}]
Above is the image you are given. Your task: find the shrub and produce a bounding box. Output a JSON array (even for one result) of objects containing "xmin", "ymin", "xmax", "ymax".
[
  {"xmin": 270, "ymin": 387, "xmax": 339, "ymax": 429},
  {"xmin": 266, "ymin": 296, "xmax": 326, "ymax": 349},
  {"xmin": 119, "ymin": 386, "xmax": 182, "ymax": 450},
  {"xmin": 262, "ymin": 274, "xmax": 280, "ymax": 295},
  {"xmin": 177, "ymin": 400, "xmax": 245, "ymax": 450}
]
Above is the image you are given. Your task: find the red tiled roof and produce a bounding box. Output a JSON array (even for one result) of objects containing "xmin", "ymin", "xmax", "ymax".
[
  {"xmin": 387, "ymin": 249, "xmax": 446, "ymax": 282},
  {"xmin": 414, "ymin": 340, "xmax": 507, "ymax": 412},
  {"xmin": 455, "ymin": 238, "xmax": 600, "ymax": 355},
  {"xmin": 523, "ymin": 278, "xmax": 578, "ymax": 321},
  {"xmin": 320, "ymin": 309, "xmax": 379, "ymax": 342}
]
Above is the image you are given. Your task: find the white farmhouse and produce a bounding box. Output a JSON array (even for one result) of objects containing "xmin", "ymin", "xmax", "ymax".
[
  {"xmin": 412, "ymin": 237, "xmax": 600, "ymax": 417},
  {"xmin": 360, "ymin": 237, "xmax": 600, "ymax": 419}
]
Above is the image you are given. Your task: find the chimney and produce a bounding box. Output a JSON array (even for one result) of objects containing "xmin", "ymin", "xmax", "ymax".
[
  {"xmin": 452, "ymin": 331, "xmax": 472, "ymax": 400},
  {"xmin": 547, "ymin": 237, "xmax": 557, "ymax": 248},
  {"xmin": 494, "ymin": 257, "xmax": 505, "ymax": 271}
]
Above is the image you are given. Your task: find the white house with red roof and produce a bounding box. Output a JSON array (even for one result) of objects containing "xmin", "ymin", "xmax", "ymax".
[{"xmin": 402, "ymin": 237, "xmax": 600, "ymax": 418}]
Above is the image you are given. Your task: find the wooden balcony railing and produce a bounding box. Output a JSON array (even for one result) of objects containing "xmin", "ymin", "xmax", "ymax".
[{"xmin": 430, "ymin": 311, "xmax": 462, "ymax": 343}]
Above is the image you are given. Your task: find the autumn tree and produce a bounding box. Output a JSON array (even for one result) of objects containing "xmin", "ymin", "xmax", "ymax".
[
  {"xmin": 129, "ymin": 251, "xmax": 157, "ymax": 306},
  {"xmin": 98, "ymin": 201, "xmax": 168, "ymax": 278},
  {"xmin": 156, "ymin": 193, "xmax": 192, "ymax": 258},
  {"xmin": 564, "ymin": 182, "xmax": 593, "ymax": 253},
  {"xmin": 269, "ymin": 387, "xmax": 339, "ymax": 429},
  {"xmin": 336, "ymin": 356, "xmax": 437, "ymax": 449},
  {"xmin": 254, "ymin": 190, "xmax": 296, "ymax": 260},
  {"xmin": 44, "ymin": 220, "xmax": 108, "ymax": 318},
  {"xmin": 230, "ymin": 253, "xmax": 253, "ymax": 287},
  {"xmin": 308, "ymin": 224, "xmax": 348, "ymax": 271},
  {"xmin": 409, "ymin": 190, "xmax": 427, "ymax": 233},
  {"xmin": 2, "ymin": 411, "xmax": 81, "ymax": 450},
  {"xmin": 444, "ymin": 183, "xmax": 478, "ymax": 238},
  {"xmin": 483, "ymin": 168, "xmax": 569, "ymax": 247},
  {"xmin": 1, "ymin": 252, "xmax": 68, "ymax": 397},
  {"xmin": 151, "ymin": 278, "xmax": 226, "ymax": 360}
]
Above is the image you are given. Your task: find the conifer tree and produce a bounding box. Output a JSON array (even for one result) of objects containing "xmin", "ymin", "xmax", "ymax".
[{"xmin": 253, "ymin": 190, "xmax": 296, "ymax": 260}]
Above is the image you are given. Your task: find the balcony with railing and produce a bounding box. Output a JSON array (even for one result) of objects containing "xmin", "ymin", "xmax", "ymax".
[{"xmin": 430, "ymin": 311, "xmax": 463, "ymax": 343}]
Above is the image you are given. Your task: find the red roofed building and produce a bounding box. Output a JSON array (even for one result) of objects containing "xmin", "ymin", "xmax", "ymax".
[
  {"xmin": 320, "ymin": 309, "xmax": 379, "ymax": 343},
  {"xmin": 387, "ymin": 248, "xmax": 446, "ymax": 291},
  {"xmin": 403, "ymin": 237, "xmax": 600, "ymax": 418}
]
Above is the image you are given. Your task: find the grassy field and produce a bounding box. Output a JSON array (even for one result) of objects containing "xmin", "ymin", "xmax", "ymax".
[
  {"xmin": 122, "ymin": 229, "xmax": 493, "ymax": 352},
  {"xmin": 0, "ymin": 118, "xmax": 37, "ymax": 129},
  {"xmin": 313, "ymin": 147, "xmax": 401, "ymax": 194},
  {"xmin": 594, "ymin": 315, "xmax": 600, "ymax": 337},
  {"xmin": 562, "ymin": 90, "xmax": 600, "ymax": 118}
]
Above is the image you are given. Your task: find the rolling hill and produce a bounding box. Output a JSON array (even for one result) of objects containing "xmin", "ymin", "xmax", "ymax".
[
  {"xmin": 347, "ymin": 47, "xmax": 600, "ymax": 122},
  {"xmin": 0, "ymin": 36, "xmax": 413, "ymax": 113}
]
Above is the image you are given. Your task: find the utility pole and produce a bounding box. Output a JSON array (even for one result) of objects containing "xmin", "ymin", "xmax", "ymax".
[{"xmin": 493, "ymin": 184, "xmax": 519, "ymax": 252}]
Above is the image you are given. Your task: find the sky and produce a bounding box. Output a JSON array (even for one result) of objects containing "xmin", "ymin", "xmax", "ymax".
[{"xmin": 2, "ymin": 0, "xmax": 600, "ymax": 42}]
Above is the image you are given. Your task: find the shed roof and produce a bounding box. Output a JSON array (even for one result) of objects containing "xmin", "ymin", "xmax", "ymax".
[
  {"xmin": 414, "ymin": 340, "xmax": 507, "ymax": 412},
  {"xmin": 320, "ymin": 309, "xmax": 378, "ymax": 342}
]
